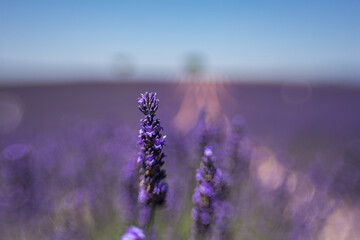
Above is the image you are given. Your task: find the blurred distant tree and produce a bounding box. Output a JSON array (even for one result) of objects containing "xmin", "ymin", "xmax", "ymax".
[
  {"xmin": 184, "ymin": 53, "xmax": 205, "ymax": 76},
  {"xmin": 112, "ymin": 53, "xmax": 135, "ymax": 79}
]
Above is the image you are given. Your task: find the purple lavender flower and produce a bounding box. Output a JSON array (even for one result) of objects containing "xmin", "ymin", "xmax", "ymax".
[
  {"xmin": 120, "ymin": 226, "xmax": 146, "ymax": 240},
  {"xmin": 137, "ymin": 92, "xmax": 167, "ymax": 206},
  {"xmin": 192, "ymin": 146, "xmax": 219, "ymax": 238},
  {"xmin": 119, "ymin": 92, "xmax": 168, "ymax": 240}
]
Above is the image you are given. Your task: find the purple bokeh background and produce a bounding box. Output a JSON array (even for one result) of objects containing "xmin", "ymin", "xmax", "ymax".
[{"xmin": 0, "ymin": 81, "xmax": 360, "ymax": 239}]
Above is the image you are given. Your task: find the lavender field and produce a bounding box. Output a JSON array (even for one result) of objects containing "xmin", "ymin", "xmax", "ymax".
[{"xmin": 1, "ymin": 81, "xmax": 360, "ymax": 240}]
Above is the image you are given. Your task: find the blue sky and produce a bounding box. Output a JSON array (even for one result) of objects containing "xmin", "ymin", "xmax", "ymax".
[{"xmin": 0, "ymin": 0, "xmax": 359, "ymax": 82}]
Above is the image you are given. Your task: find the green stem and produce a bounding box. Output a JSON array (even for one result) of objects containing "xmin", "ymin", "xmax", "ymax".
[{"xmin": 145, "ymin": 205, "xmax": 156, "ymax": 238}]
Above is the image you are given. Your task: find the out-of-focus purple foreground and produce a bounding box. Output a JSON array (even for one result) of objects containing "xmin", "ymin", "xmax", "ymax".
[{"xmin": 1, "ymin": 81, "xmax": 360, "ymax": 239}]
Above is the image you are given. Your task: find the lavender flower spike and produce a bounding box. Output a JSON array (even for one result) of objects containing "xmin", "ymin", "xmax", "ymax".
[
  {"xmin": 120, "ymin": 226, "xmax": 146, "ymax": 240},
  {"xmin": 137, "ymin": 92, "xmax": 167, "ymax": 206},
  {"xmin": 192, "ymin": 146, "xmax": 221, "ymax": 239}
]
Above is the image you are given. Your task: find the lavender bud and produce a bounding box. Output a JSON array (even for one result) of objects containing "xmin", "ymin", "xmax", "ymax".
[
  {"xmin": 138, "ymin": 92, "xmax": 159, "ymax": 116},
  {"xmin": 137, "ymin": 92, "xmax": 167, "ymax": 206},
  {"xmin": 120, "ymin": 226, "xmax": 146, "ymax": 240}
]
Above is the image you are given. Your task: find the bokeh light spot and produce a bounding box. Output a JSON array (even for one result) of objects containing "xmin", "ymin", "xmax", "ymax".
[
  {"xmin": 0, "ymin": 93, "xmax": 23, "ymax": 134},
  {"xmin": 251, "ymin": 146, "xmax": 285, "ymax": 190}
]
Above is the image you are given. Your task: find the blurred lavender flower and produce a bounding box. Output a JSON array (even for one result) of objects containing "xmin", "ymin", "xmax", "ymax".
[
  {"xmin": 225, "ymin": 115, "xmax": 250, "ymax": 181},
  {"xmin": 206, "ymin": 115, "xmax": 250, "ymax": 240},
  {"xmin": 120, "ymin": 158, "xmax": 139, "ymax": 222},
  {"xmin": 192, "ymin": 147, "xmax": 221, "ymax": 239},
  {"xmin": 120, "ymin": 226, "xmax": 146, "ymax": 240},
  {"xmin": 194, "ymin": 108, "xmax": 211, "ymax": 153},
  {"xmin": 0, "ymin": 143, "xmax": 35, "ymax": 222},
  {"xmin": 137, "ymin": 92, "xmax": 167, "ymax": 207},
  {"xmin": 106, "ymin": 126, "xmax": 139, "ymax": 223},
  {"xmin": 51, "ymin": 189, "xmax": 93, "ymax": 240},
  {"xmin": 211, "ymin": 171, "xmax": 232, "ymax": 240},
  {"xmin": 193, "ymin": 108, "xmax": 226, "ymax": 165},
  {"xmin": 164, "ymin": 130, "xmax": 190, "ymax": 225}
]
